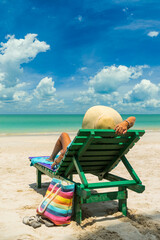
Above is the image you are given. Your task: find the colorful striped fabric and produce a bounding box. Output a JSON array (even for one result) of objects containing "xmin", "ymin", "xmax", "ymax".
[{"xmin": 37, "ymin": 178, "xmax": 75, "ymax": 225}]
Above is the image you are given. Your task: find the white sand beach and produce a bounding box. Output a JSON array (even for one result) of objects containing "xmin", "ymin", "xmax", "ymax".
[{"xmin": 0, "ymin": 131, "xmax": 160, "ymax": 240}]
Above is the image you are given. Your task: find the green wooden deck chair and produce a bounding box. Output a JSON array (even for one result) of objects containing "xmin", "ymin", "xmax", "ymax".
[{"xmin": 30, "ymin": 129, "xmax": 145, "ymax": 224}]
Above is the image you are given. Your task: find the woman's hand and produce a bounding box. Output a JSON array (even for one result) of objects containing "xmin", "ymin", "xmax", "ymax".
[
  {"xmin": 114, "ymin": 121, "xmax": 128, "ymax": 135},
  {"xmin": 51, "ymin": 153, "xmax": 64, "ymax": 169},
  {"xmin": 51, "ymin": 162, "xmax": 56, "ymax": 169},
  {"xmin": 114, "ymin": 117, "xmax": 136, "ymax": 135},
  {"xmin": 46, "ymin": 157, "xmax": 53, "ymax": 162}
]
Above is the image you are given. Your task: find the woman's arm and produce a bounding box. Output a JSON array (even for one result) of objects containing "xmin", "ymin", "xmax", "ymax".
[{"xmin": 114, "ymin": 116, "xmax": 136, "ymax": 135}]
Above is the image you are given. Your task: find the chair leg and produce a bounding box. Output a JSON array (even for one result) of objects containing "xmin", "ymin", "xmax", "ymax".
[
  {"xmin": 36, "ymin": 169, "xmax": 42, "ymax": 188},
  {"xmin": 118, "ymin": 187, "xmax": 127, "ymax": 216},
  {"xmin": 69, "ymin": 174, "xmax": 73, "ymax": 181},
  {"xmin": 74, "ymin": 194, "xmax": 82, "ymax": 224}
]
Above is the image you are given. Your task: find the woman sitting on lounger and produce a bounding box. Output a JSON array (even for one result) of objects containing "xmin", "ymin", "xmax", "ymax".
[{"xmin": 47, "ymin": 106, "xmax": 136, "ymax": 169}]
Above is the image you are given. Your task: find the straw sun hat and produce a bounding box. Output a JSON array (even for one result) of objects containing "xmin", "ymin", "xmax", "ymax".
[{"xmin": 82, "ymin": 105, "xmax": 122, "ymax": 129}]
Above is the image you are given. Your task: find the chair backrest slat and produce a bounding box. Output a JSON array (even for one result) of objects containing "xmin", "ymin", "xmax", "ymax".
[
  {"xmin": 82, "ymin": 150, "xmax": 119, "ymax": 156},
  {"xmin": 88, "ymin": 144, "xmax": 123, "ymax": 150}
]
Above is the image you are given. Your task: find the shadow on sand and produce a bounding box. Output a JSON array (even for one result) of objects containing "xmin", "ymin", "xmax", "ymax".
[
  {"xmin": 29, "ymin": 181, "xmax": 50, "ymax": 196},
  {"xmin": 29, "ymin": 182, "xmax": 160, "ymax": 239}
]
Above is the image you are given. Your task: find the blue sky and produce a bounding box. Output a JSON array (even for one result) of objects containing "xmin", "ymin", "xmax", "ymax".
[{"xmin": 0, "ymin": 0, "xmax": 160, "ymax": 114}]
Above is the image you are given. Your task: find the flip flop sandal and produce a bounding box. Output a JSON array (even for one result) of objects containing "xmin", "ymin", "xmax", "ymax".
[
  {"xmin": 23, "ymin": 216, "xmax": 35, "ymax": 225},
  {"xmin": 30, "ymin": 220, "xmax": 41, "ymax": 229},
  {"xmin": 37, "ymin": 216, "xmax": 54, "ymax": 227},
  {"xmin": 23, "ymin": 216, "xmax": 41, "ymax": 228}
]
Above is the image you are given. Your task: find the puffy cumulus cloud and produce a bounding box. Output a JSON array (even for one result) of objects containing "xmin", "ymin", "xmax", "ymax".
[
  {"xmin": 74, "ymin": 64, "xmax": 160, "ymax": 113},
  {"xmin": 118, "ymin": 79, "xmax": 160, "ymax": 112},
  {"xmin": 0, "ymin": 34, "xmax": 50, "ymax": 108},
  {"xmin": 0, "ymin": 75, "xmax": 64, "ymax": 111},
  {"xmin": 0, "ymin": 34, "xmax": 50, "ymax": 65},
  {"xmin": 74, "ymin": 64, "xmax": 150, "ymax": 112},
  {"xmin": 115, "ymin": 97, "xmax": 160, "ymax": 114},
  {"xmin": 143, "ymin": 99, "xmax": 160, "ymax": 108},
  {"xmin": 0, "ymin": 81, "xmax": 32, "ymax": 103},
  {"xmin": 101, "ymin": 91, "xmax": 121, "ymax": 103},
  {"xmin": 74, "ymin": 87, "xmax": 97, "ymax": 105},
  {"xmin": 147, "ymin": 31, "xmax": 159, "ymax": 37},
  {"xmin": 112, "ymin": 101, "xmax": 144, "ymax": 114},
  {"xmin": 0, "ymin": 34, "xmax": 50, "ymax": 87},
  {"xmin": 34, "ymin": 77, "xmax": 56, "ymax": 100},
  {"xmin": 13, "ymin": 91, "xmax": 32, "ymax": 102},
  {"xmin": 74, "ymin": 87, "xmax": 121, "ymax": 108},
  {"xmin": 124, "ymin": 79, "xmax": 159, "ymax": 102},
  {"xmin": 88, "ymin": 65, "xmax": 147, "ymax": 93},
  {"xmin": 34, "ymin": 77, "xmax": 64, "ymax": 107},
  {"xmin": 0, "ymin": 34, "xmax": 65, "ymax": 112}
]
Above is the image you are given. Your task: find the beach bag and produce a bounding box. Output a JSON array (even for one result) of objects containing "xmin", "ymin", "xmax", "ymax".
[{"xmin": 37, "ymin": 178, "xmax": 75, "ymax": 226}]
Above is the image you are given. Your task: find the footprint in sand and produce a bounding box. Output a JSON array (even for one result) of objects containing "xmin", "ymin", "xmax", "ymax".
[
  {"xmin": 21, "ymin": 205, "xmax": 38, "ymax": 210},
  {"xmin": 120, "ymin": 209, "xmax": 160, "ymax": 239},
  {"xmin": 17, "ymin": 234, "xmax": 38, "ymax": 240},
  {"xmin": 76, "ymin": 226, "xmax": 122, "ymax": 240}
]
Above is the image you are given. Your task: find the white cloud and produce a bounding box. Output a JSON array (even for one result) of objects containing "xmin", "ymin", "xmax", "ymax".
[
  {"xmin": 13, "ymin": 91, "xmax": 32, "ymax": 102},
  {"xmin": 74, "ymin": 86, "xmax": 122, "ymax": 108},
  {"xmin": 0, "ymin": 34, "xmax": 50, "ymax": 107},
  {"xmin": 122, "ymin": 7, "xmax": 128, "ymax": 12},
  {"xmin": 88, "ymin": 65, "xmax": 147, "ymax": 93},
  {"xmin": 115, "ymin": 97, "xmax": 160, "ymax": 113},
  {"xmin": 0, "ymin": 81, "xmax": 31, "ymax": 103},
  {"xmin": 34, "ymin": 77, "xmax": 64, "ymax": 107},
  {"xmin": 101, "ymin": 91, "xmax": 121, "ymax": 103},
  {"xmin": 124, "ymin": 79, "xmax": 159, "ymax": 102},
  {"xmin": 76, "ymin": 15, "xmax": 83, "ymax": 22},
  {"xmin": 34, "ymin": 77, "xmax": 56, "ymax": 100},
  {"xmin": 74, "ymin": 64, "xmax": 160, "ymax": 113},
  {"xmin": 80, "ymin": 67, "xmax": 87, "ymax": 71},
  {"xmin": 16, "ymin": 82, "xmax": 28, "ymax": 88},
  {"xmin": 0, "ymin": 34, "xmax": 50, "ymax": 88},
  {"xmin": 116, "ymin": 19, "xmax": 160, "ymax": 31},
  {"xmin": 0, "ymin": 34, "xmax": 66, "ymax": 112},
  {"xmin": 143, "ymin": 99, "xmax": 160, "ymax": 108},
  {"xmin": 0, "ymin": 34, "xmax": 50, "ymax": 64},
  {"xmin": 147, "ymin": 31, "xmax": 159, "ymax": 37},
  {"xmin": 74, "ymin": 87, "xmax": 97, "ymax": 105}
]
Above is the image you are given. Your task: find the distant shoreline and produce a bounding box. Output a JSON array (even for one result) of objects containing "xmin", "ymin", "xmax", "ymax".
[
  {"xmin": 0, "ymin": 131, "xmax": 78, "ymax": 137},
  {"xmin": 0, "ymin": 129, "xmax": 160, "ymax": 137}
]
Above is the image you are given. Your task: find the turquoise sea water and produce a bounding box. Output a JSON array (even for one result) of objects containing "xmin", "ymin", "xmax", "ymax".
[{"xmin": 0, "ymin": 114, "xmax": 160, "ymax": 135}]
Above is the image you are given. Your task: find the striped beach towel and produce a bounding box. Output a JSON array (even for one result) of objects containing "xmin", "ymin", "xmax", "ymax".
[{"xmin": 37, "ymin": 178, "xmax": 75, "ymax": 225}]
